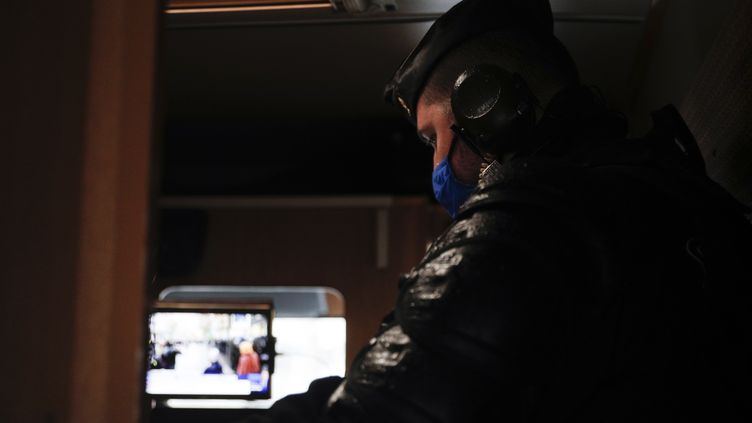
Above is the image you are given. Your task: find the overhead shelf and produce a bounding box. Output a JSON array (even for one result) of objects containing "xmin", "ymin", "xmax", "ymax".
[{"xmin": 158, "ymin": 195, "xmax": 429, "ymax": 209}]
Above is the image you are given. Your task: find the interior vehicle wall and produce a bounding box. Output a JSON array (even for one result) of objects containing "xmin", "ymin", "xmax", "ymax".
[
  {"xmin": 677, "ymin": 0, "xmax": 751, "ymax": 207},
  {"xmin": 3, "ymin": 1, "xmax": 90, "ymax": 421},
  {"xmin": 629, "ymin": 0, "xmax": 738, "ymax": 131},
  {"xmin": 636, "ymin": 0, "xmax": 751, "ymax": 207},
  {"xmin": 4, "ymin": 0, "xmax": 157, "ymax": 422},
  {"xmin": 154, "ymin": 202, "xmax": 450, "ymax": 364}
]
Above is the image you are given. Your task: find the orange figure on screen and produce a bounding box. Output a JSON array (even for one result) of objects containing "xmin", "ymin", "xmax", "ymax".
[{"xmin": 236, "ymin": 340, "xmax": 261, "ymax": 375}]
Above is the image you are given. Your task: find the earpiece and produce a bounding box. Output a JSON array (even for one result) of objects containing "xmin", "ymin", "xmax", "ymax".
[{"xmin": 450, "ymin": 64, "xmax": 538, "ymax": 157}]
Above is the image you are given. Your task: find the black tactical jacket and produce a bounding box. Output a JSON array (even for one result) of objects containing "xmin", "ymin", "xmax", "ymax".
[{"xmin": 257, "ymin": 87, "xmax": 752, "ymax": 423}]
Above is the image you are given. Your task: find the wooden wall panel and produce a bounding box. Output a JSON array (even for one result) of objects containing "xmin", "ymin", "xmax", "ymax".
[
  {"xmin": 67, "ymin": 0, "xmax": 159, "ymax": 421},
  {"xmin": 3, "ymin": 0, "xmax": 158, "ymax": 422},
  {"xmin": 2, "ymin": 1, "xmax": 91, "ymax": 420},
  {"xmin": 155, "ymin": 202, "xmax": 450, "ymax": 366}
]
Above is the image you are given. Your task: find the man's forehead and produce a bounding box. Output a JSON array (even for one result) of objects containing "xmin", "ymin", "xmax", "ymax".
[{"xmin": 416, "ymin": 99, "xmax": 453, "ymax": 139}]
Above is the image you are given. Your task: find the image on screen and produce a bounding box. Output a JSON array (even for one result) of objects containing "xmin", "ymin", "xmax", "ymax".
[{"xmin": 146, "ymin": 307, "xmax": 272, "ymax": 399}]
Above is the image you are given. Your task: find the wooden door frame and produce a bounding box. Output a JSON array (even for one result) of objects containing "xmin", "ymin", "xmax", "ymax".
[{"xmin": 67, "ymin": 0, "xmax": 160, "ymax": 421}]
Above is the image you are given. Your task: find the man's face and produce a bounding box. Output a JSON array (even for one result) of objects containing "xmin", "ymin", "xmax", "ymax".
[{"xmin": 416, "ymin": 94, "xmax": 484, "ymax": 185}]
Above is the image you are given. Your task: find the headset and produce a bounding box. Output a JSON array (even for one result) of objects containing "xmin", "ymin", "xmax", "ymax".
[{"xmin": 450, "ymin": 64, "xmax": 539, "ymax": 158}]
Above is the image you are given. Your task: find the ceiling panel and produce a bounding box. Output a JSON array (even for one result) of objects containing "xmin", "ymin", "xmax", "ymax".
[
  {"xmin": 550, "ymin": 0, "xmax": 652, "ymax": 17},
  {"xmin": 164, "ymin": 21, "xmax": 432, "ymax": 121}
]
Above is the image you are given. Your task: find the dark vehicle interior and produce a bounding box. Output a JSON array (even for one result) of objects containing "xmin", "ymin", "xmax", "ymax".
[
  {"xmin": 150, "ymin": 1, "xmax": 751, "ymax": 421},
  {"xmin": 4, "ymin": 0, "xmax": 750, "ymax": 422}
]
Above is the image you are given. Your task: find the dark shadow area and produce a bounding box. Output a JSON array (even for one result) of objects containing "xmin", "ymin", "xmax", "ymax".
[{"xmin": 161, "ymin": 118, "xmax": 433, "ymax": 196}]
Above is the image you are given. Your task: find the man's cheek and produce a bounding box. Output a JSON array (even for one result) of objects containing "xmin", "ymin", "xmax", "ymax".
[{"xmin": 453, "ymin": 142, "xmax": 475, "ymax": 167}]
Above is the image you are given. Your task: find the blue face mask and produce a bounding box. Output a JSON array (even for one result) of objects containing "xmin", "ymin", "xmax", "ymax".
[{"xmin": 432, "ymin": 157, "xmax": 477, "ymax": 219}]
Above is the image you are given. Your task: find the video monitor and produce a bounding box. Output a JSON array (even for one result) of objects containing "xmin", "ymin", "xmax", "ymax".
[{"xmin": 146, "ymin": 301, "xmax": 274, "ymax": 400}]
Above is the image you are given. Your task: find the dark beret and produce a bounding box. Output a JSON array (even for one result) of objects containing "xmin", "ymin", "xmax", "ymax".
[{"xmin": 383, "ymin": 0, "xmax": 555, "ymax": 124}]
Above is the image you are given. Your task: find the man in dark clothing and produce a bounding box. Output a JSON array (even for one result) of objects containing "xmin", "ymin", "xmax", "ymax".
[
  {"xmin": 159, "ymin": 342, "xmax": 181, "ymax": 370},
  {"xmin": 252, "ymin": 0, "xmax": 752, "ymax": 421}
]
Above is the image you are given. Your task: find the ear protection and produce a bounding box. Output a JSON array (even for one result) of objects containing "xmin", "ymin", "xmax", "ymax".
[{"xmin": 450, "ymin": 64, "xmax": 538, "ymax": 157}]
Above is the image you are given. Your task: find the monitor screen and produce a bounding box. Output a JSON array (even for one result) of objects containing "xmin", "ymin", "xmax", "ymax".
[{"xmin": 146, "ymin": 302, "xmax": 274, "ymax": 399}]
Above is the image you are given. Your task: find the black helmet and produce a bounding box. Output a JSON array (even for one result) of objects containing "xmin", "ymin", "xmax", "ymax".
[{"xmin": 383, "ymin": 0, "xmax": 555, "ymax": 124}]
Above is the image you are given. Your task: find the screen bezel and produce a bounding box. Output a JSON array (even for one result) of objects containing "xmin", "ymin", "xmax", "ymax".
[{"xmin": 146, "ymin": 300, "xmax": 274, "ymax": 400}]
